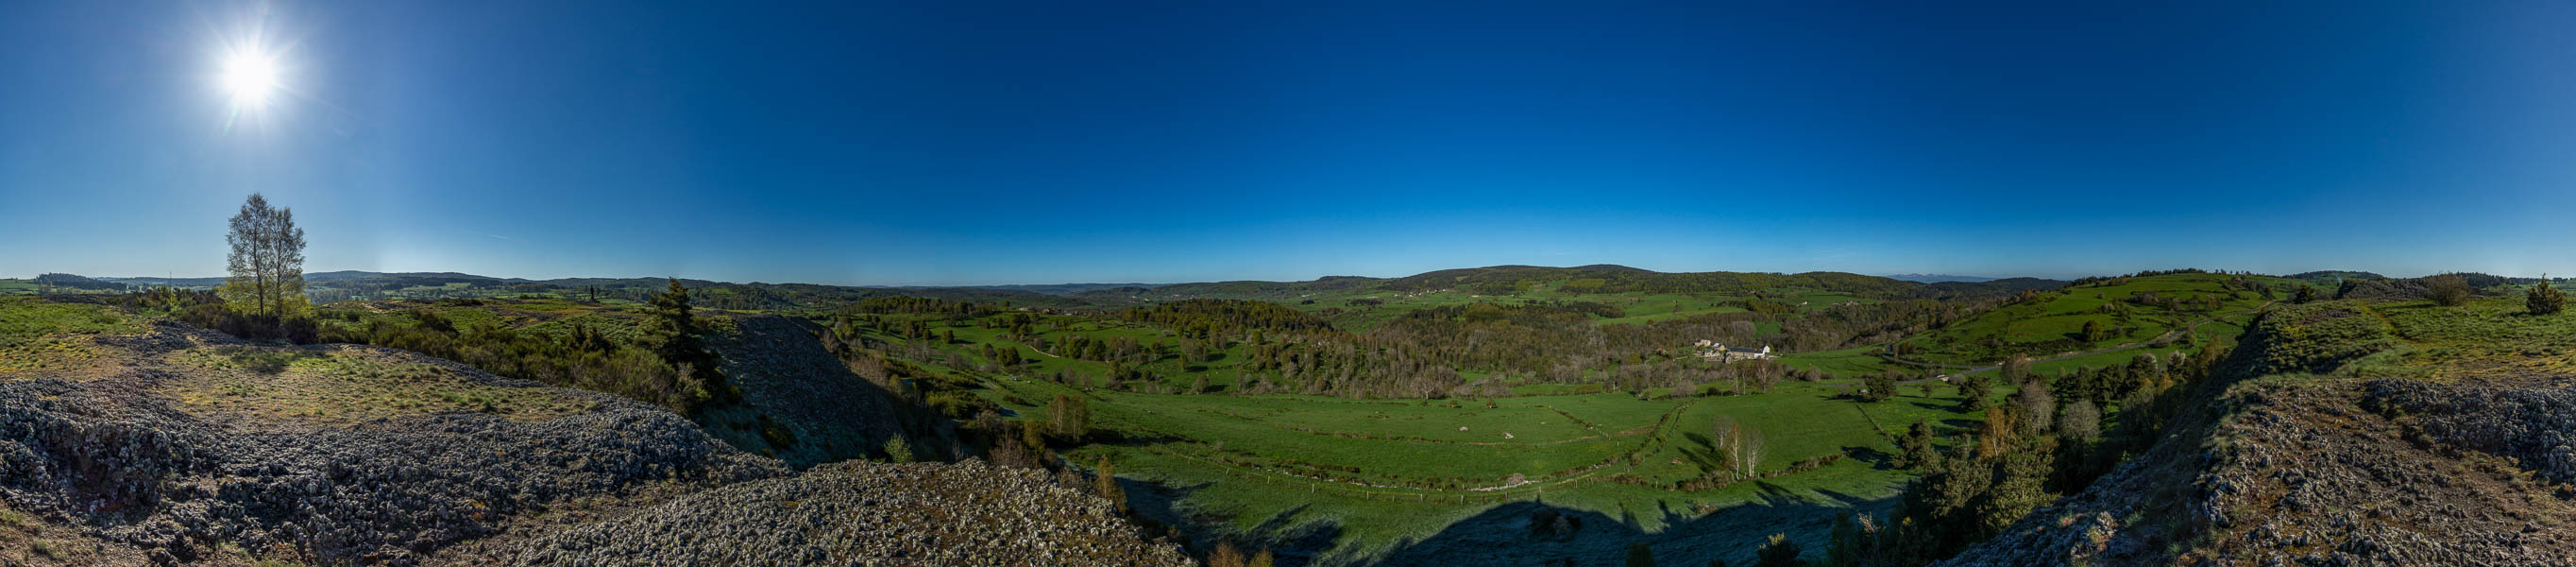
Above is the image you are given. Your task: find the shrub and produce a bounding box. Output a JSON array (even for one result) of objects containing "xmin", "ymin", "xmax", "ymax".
[
  {"xmin": 884, "ymin": 436, "xmax": 914, "ymax": 463},
  {"xmin": 2425, "ymin": 274, "xmax": 2472, "ymax": 306},
  {"xmin": 175, "ymin": 302, "xmax": 322, "ymax": 344},
  {"xmin": 2531, "ymin": 280, "xmax": 2566, "ymax": 316},
  {"xmin": 1754, "ymin": 533, "xmax": 1802, "ymax": 567}
]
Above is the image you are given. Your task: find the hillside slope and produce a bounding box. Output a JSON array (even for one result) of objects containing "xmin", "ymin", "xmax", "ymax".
[
  {"xmin": 1899, "ymin": 273, "xmax": 2295, "ymax": 365},
  {"xmin": 1941, "ymin": 297, "xmax": 2576, "ymax": 566},
  {"xmin": 701, "ymin": 315, "xmax": 907, "ymax": 467},
  {"xmin": 0, "ymin": 297, "xmax": 1184, "ymax": 566}
]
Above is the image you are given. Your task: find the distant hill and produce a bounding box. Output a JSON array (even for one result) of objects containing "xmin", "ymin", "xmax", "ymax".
[
  {"xmin": 1885, "ymin": 273, "xmax": 1999, "ymax": 284},
  {"xmin": 1923, "ymin": 277, "xmax": 2068, "ymax": 298},
  {"xmin": 2287, "ymin": 270, "xmax": 2386, "ymax": 284},
  {"xmin": 964, "ymin": 283, "xmax": 1159, "ymax": 295},
  {"xmin": 32, "ymin": 273, "xmax": 126, "ymax": 290},
  {"xmin": 37, "ymin": 266, "xmax": 2093, "ymax": 307}
]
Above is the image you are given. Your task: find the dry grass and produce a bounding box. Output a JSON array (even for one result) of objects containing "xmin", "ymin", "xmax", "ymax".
[{"xmin": 164, "ymin": 346, "xmax": 595, "ymax": 425}]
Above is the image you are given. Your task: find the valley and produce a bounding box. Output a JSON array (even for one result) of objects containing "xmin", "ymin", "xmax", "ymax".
[{"xmin": 0, "ymin": 265, "xmax": 2391, "ymax": 566}]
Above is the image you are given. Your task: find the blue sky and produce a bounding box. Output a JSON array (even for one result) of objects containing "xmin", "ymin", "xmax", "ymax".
[{"xmin": 6, "ymin": 2, "xmax": 2576, "ymax": 285}]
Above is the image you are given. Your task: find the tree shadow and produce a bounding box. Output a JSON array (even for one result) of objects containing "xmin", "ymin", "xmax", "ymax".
[
  {"xmin": 1679, "ymin": 432, "xmax": 1721, "ymax": 471},
  {"xmin": 1124, "ymin": 479, "xmax": 1347, "ymax": 567},
  {"xmin": 1842, "ymin": 445, "xmax": 1895, "ymax": 470},
  {"xmin": 1365, "ymin": 485, "xmax": 1896, "ymax": 566}
]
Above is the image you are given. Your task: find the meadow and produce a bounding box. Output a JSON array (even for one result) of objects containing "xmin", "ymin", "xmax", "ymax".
[
  {"xmin": 1895, "ymin": 273, "xmax": 2305, "ymax": 366},
  {"xmin": 826, "ymin": 292, "xmax": 2033, "ymax": 562}
]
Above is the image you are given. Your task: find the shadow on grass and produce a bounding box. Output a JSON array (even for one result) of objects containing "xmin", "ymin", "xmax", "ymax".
[
  {"xmin": 1842, "ymin": 445, "xmax": 1894, "ymax": 470},
  {"xmin": 1365, "ymin": 483, "xmax": 1895, "ymax": 567},
  {"xmin": 1122, "ymin": 476, "xmax": 1347, "ymax": 567}
]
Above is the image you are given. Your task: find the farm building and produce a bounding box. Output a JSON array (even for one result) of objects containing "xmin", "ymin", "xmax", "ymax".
[{"xmin": 1694, "ymin": 341, "xmax": 1773, "ymax": 362}]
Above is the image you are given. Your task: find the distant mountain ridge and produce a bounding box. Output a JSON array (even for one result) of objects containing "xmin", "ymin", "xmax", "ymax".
[
  {"xmin": 1884, "ymin": 273, "xmax": 2000, "ymax": 284},
  {"xmin": 44, "ymin": 266, "xmax": 2074, "ymax": 306}
]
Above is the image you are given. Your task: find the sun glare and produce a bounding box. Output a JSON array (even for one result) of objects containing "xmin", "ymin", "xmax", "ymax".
[
  {"xmin": 221, "ymin": 50, "xmax": 280, "ymax": 108},
  {"xmin": 209, "ymin": 6, "xmax": 296, "ymax": 132}
]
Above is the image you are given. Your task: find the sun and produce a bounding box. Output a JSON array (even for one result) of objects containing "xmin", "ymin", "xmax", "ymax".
[
  {"xmin": 222, "ymin": 50, "xmax": 280, "ymax": 106},
  {"xmin": 220, "ymin": 48, "xmax": 282, "ymax": 110}
]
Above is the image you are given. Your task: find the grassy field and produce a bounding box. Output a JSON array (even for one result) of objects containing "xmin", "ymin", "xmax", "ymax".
[
  {"xmin": 978, "ymin": 375, "xmax": 2001, "ymax": 562},
  {"xmin": 835, "ymin": 300, "xmax": 2015, "ymax": 563},
  {"xmin": 1773, "ymin": 346, "xmax": 1902, "ymax": 378},
  {"xmin": 806, "ymin": 278, "xmax": 2115, "ymax": 562},
  {"xmin": 1898, "ymin": 273, "xmax": 2302, "ymax": 366}
]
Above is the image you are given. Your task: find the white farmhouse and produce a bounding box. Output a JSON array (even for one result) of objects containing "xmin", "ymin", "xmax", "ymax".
[{"xmin": 1694, "ymin": 341, "xmax": 1774, "ymax": 362}]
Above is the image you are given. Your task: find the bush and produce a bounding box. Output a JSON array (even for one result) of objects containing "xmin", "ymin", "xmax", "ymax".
[
  {"xmin": 2426, "ymin": 274, "xmax": 2472, "ymax": 306},
  {"xmin": 319, "ymin": 312, "xmax": 716, "ymax": 413},
  {"xmin": 1754, "ymin": 533, "xmax": 1802, "ymax": 567},
  {"xmin": 884, "ymin": 436, "xmax": 914, "ymax": 463},
  {"xmin": 175, "ymin": 302, "xmax": 322, "ymax": 344},
  {"xmin": 2531, "ymin": 281, "xmax": 2566, "ymax": 316}
]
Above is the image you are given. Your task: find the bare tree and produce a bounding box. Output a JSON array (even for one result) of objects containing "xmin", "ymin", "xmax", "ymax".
[
  {"xmin": 2012, "ymin": 378, "xmax": 2055, "ymax": 438},
  {"xmin": 1712, "ymin": 415, "xmax": 1766, "ymax": 478},
  {"xmin": 220, "ymin": 193, "xmax": 307, "ymax": 318},
  {"xmin": 1737, "ymin": 424, "xmax": 1765, "ymax": 477}
]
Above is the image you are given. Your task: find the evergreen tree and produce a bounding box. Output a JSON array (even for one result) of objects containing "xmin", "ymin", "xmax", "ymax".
[
  {"xmin": 1973, "ymin": 438, "xmax": 2058, "ymax": 538},
  {"xmin": 1956, "ymin": 373, "xmax": 1992, "ymax": 413},
  {"xmin": 1898, "ymin": 421, "xmax": 1940, "ymax": 470},
  {"xmin": 642, "ymin": 278, "xmax": 724, "ymax": 408},
  {"xmin": 2530, "ymin": 278, "xmax": 2566, "ymax": 315}
]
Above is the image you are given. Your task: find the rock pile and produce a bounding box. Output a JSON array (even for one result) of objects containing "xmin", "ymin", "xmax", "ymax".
[
  {"xmin": 2366, "ymin": 379, "xmax": 2576, "ymax": 485},
  {"xmin": 0, "ymin": 373, "xmax": 786, "ymax": 565},
  {"xmin": 495, "ymin": 459, "xmax": 1193, "ymax": 566},
  {"xmin": 0, "ymin": 305, "xmax": 1187, "ymax": 566}
]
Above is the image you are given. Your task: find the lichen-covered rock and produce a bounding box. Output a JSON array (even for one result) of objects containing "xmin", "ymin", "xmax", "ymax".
[
  {"xmin": 0, "ymin": 303, "xmax": 1185, "ymax": 567},
  {"xmin": 495, "ymin": 459, "xmax": 1193, "ymax": 566}
]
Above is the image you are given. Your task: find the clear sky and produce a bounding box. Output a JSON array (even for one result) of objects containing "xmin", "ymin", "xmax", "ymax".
[{"xmin": 6, "ymin": 2, "xmax": 2576, "ymax": 285}]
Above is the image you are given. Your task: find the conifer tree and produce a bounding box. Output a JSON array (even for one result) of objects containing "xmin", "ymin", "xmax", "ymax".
[{"xmin": 2530, "ymin": 277, "xmax": 2565, "ymax": 315}]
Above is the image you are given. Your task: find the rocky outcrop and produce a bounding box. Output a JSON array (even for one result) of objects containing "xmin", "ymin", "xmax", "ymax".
[
  {"xmin": 0, "ymin": 301, "xmax": 1185, "ymax": 566},
  {"xmin": 702, "ymin": 316, "xmax": 906, "ymax": 467},
  {"xmin": 2366, "ymin": 379, "xmax": 2576, "ymax": 485},
  {"xmin": 1942, "ymin": 301, "xmax": 2576, "ymax": 566},
  {"xmin": 497, "ymin": 459, "xmax": 1192, "ymax": 566},
  {"xmin": 0, "ymin": 369, "xmax": 785, "ymax": 565}
]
